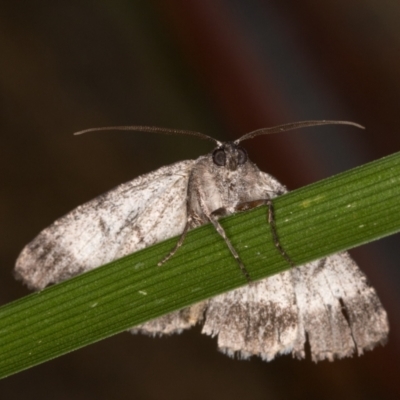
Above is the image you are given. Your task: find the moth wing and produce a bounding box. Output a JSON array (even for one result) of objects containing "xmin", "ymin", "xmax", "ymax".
[
  {"xmin": 202, "ymin": 171, "xmax": 388, "ymax": 361},
  {"xmin": 291, "ymin": 252, "xmax": 388, "ymax": 361},
  {"xmin": 15, "ymin": 160, "xmax": 195, "ymax": 290},
  {"xmin": 202, "ymin": 254, "xmax": 388, "ymax": 362},
  {"xmin": 202, "ymin": 268, "xmax": 299, "ymax": 361},
  {"xmin": 130, "ymin": 302, "xmax": 207, "ymax": 336}
]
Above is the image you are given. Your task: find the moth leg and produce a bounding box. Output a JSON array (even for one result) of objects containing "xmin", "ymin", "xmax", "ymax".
[
  {"xmin": 209, "ymin": 208, "xmax": 251, "ymax": 282},
  {"xmin": 158, "ymin": 216, "xmax": 194, "ymax": 266},
  {"xmin": 235, "ymin": 199, "xmax": 295, "ymax": 268}
]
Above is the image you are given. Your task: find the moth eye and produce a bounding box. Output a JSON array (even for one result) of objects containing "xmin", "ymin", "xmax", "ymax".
[
  {"xmin": 213, "ymin": 149, "xmax": 226, "ymax": 166},
  {"xmin": 237, "ymin": 148, "xmax": 247, "ymax": 165}
]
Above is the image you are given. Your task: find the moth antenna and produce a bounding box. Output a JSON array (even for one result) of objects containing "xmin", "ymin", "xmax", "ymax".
[
  {"xmin": 74, "ymin": 125, "xmax": 220, "ymax": 145},
  {"xmin": 235, "ymin": 120, "xmax": 365, "ymax": 143}
]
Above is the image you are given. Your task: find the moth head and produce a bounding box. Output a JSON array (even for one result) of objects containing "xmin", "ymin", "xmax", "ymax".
[{"xmin": 212, "ymin": 142, "xmax": 248, "ymax": 171}]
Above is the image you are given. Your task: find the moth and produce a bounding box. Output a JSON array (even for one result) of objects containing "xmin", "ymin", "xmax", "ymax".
[{"xmin": 15, "ymin": 120, "xmax": 389, "ymax": 362}]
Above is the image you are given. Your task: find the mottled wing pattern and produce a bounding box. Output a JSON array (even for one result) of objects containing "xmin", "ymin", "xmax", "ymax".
[
  {"xmin": 15, "ymin": 160, "xmax": 195, "ymax": 290},
  {"xmin": 202, "ymin": 252, "xmax": 388, "ymax": 361},
  {"xmin": 202, "ymin": 267, "xmax": 298, "ymax": 361},
  {"xmin": 291, "ymin": 252, "xmax": 388, "ymax": 361}
]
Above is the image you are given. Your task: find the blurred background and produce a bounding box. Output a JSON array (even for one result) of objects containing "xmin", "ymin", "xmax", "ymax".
[{"xmin": 1, "ymin": 1, "xmax": 399, "ymax": 399}]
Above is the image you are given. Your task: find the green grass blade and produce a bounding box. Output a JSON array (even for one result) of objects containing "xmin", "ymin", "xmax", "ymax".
[{"xmin": 0, "ymin": 152, "xmax": 399, "ymax": 378}]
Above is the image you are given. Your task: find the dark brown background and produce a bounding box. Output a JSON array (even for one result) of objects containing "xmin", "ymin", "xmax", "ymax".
[{"xmin": 1, "ymin": 1, "xmax": 399, "ymax": 399}]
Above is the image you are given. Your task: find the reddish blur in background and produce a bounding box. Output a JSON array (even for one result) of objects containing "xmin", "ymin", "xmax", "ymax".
[{"xmin": 1, "ymin": 1, "xmax": 399, "ymax": 399}]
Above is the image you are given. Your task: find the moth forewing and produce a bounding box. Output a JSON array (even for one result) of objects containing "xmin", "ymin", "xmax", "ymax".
[{"xmin": 15, "ymin": 160, "xmax": 194, "ymax": 289}]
